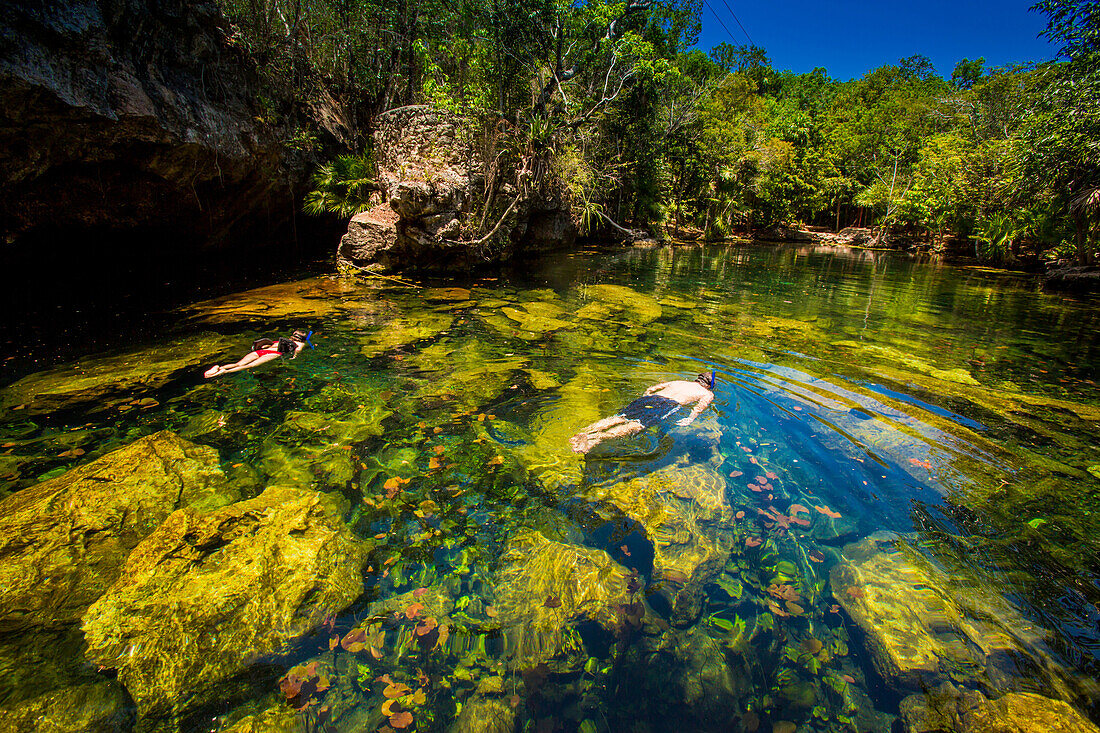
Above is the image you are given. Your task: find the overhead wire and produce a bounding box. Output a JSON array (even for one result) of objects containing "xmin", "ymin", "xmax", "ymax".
[
  {"xmin": 702, "ymin": 0, "xmax": 740, "ymax": 46},
  {"xmin": 717, "ymin": 0, "xmax": 755, "ymax": 47}
]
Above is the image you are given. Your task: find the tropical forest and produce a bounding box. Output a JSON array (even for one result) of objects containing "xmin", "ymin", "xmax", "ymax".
[{"xmin": 0, "ymin": 0, "xmax": 1098, "ymax": 733}]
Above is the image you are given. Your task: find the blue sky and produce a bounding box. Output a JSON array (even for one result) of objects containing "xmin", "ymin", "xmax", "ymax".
[{"xmin": 696, "ymin": 0, "xmax": 1058, "ymax": 81}]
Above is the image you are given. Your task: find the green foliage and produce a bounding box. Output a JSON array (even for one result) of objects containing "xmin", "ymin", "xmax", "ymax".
[
  {"xmin": 303, "ymin": 155, "xmax": 378, "ymax": 217},
  {"xmin": 217, "ymin": 0, "xmax": 1095, "ymax": 261}
]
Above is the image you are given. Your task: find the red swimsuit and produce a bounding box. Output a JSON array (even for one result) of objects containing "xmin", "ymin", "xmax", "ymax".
[{"xmin": 253, "ymin": 349, "xmax": 281, "ymax": 357}]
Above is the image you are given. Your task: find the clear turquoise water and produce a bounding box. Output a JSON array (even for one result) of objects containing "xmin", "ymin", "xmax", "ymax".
[{"xmin": 2, "ymin": 242, "xmax": 1099, "ymax": 731}]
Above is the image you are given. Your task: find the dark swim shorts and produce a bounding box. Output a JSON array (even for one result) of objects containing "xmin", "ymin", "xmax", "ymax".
[{"xmin": 617, "ymin": 395, "xmax": 683, "ymax": 428}]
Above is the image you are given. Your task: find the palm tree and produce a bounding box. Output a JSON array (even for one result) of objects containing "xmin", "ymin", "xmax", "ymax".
[{"xmin": 1069, "ymin": 186, "xmax": 1099, "ymax": 265}]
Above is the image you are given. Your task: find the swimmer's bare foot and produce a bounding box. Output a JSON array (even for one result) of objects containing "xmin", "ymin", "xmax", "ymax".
[
  {"xmin": 569, "ymin": 434, "xmax": 593, "ymax": 454},
  {"xmin": 203, "ymin": 365, "xmax": 221, "ymax": 378}
]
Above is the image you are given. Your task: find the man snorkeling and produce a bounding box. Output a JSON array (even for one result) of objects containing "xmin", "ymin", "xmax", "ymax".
[{"xmin": 568, "ymin": 371, "xmax": 716, "ymax": 454}]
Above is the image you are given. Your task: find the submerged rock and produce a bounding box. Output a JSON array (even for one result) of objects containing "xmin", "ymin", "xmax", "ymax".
[
  {"xmin": 220, "ymin": 703, "xmax": 307, "ymax": 733},
  {"xmin": 261, "ymin": 403, "xmax": 391, "ymax": 490},
  {"xmin": 0, "ymin": 680, "xmax": 132, "ymax": 733},
  {"xmin": 0, "ymin": 333, "xmax": 234, "ymax": 416},
  {"xmin": 494, "ymin": 530, "xmax": 633, "ymax": 669},
  {"xmin": 830, "ymin": 537, "xmax": 1081, "ymax": 698},
  {"xmin": 360, "ymin": 310, "xmax": 455, "ymax": 357},
  {"xmin": 181, "ymin": 277, "xmax": 355, "ymax": 325},
  {"xmin": 82, "ymin": 485, "xmax": 367, "ymax": 723},
  {"xmin": 0, "ymin": 431, "xmax": 237, "ymax": 630},
  {"xmin": 448, "ymin": 695, "xmax": 516, "ymax": 733},
  {"xmin": 586, "ymin": 461, "xmax": 737, "ymax": 625},
  {"xmin": 575, "ymin": 284, "xmax": 662, "ymax": 324},
  {"xmin": 406, "ymin": 337, "xmax": 528, "ymax": 410},
  {"xmin": 899, "ymin": 682, "xmax": 1100, "ymax": 733},
  {"xmin": 515, "ymin": 368, "xmax": 612, "ymax": 491}
]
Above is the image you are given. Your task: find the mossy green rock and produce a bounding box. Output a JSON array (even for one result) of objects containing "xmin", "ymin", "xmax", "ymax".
[
  {"xmin": 494, "ymin": 530, "xmax": 632, "ymax": 669},
  {"xmin": 360, "ymin": 310, "xmax": 454, "ymax": 357},
  {"xmin": 0, "ymin": 680, "xmax": 132, "ymax": 733},
  {"xmin": 899, "ymin": 683, "xmax": 1100, "ymax": 733},
  {"xmin": 585, "ymin": 460, "xmax": 735, "ymax": 625},
  {"xmin": 261, "ymin": 403, "xmax": 391, "ymax": 490},
  {"xmin": 515, "ymin": 368, "xmax": 610, "ymax": 491},
  {"xmin": 449, "ymin": 695, "xmax": 516, "ymax": 733},
  {"xmin": 82, "ymin": 485, "xmax": 367, "ymax": 723},
  {"xmin": 612, "ymin": 626, "xmax": 743, "ymax": 729},
  {"xmin": 0, "ymin": 333, "xmax": 234, "ymax": 416},
  {"xmin": 221, "ymin": 704, "xmax": 307, "ymax": 733},
  {"xmin": 500, "ymin": 305, "xmax": 574, "ymax": 335},
  {"xmin": 181, "ymin": 276, "xmax": 356, "ymax": 324},
  {"xmin": 577, "ymin": 284, "xmax": 662, "ymax": 324},
  {"xmin": 0, "ymin": 431, "xmax": 237, "ymax": 630},
  {"xmin": 830, "ymin": 537, "xmax": 1074, "ymax": 696}
]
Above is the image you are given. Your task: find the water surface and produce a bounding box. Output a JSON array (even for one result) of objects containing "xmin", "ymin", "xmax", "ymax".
[{"xmin": 2, "ymin": 242, "xmax": 1099, "ymax": 731}]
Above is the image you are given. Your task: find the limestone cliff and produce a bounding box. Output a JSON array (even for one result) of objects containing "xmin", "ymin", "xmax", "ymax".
[
  {"xmin": 0, "ymin": 0, "xmax": 298, "ymax": 249},
  {"xmin": 338, "ymin": 106, "xmax": 576, "ymax": 273}
]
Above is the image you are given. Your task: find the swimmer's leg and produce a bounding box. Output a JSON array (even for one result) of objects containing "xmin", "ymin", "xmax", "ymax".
[
  {"xmin": 570, "ymin": 418, "xmax": 643, "ymax": 454},
  {"xmin": 570, "ymin": 415, "xmax": 628, "ymax": 453}
]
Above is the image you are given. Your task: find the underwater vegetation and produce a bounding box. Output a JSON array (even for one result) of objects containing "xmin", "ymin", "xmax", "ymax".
[{"xmin": 0, "ymin": 244, "xmax": 1098, "ymax": 732}]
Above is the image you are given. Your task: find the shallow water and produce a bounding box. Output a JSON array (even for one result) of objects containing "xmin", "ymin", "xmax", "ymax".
[{"xmin": 2, "ymin": 242, "xmax": 1100, "ymax": 732}]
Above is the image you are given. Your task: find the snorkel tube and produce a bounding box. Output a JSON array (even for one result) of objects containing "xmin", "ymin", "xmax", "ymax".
[
  {"xmin": 305, "ymin": 331, "xmax": 315, "ymax": 349},
  {"xmin": 710, "ymin": 370, "xmax": 716, "ymax": 389}
]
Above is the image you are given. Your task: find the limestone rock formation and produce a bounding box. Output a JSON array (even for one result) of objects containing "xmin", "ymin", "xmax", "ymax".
[
  {"xmin": 493, "ymin": 530, "xmax": 633, "ymax": 669},
  {"xmin": 260, "ymin": 402, "xmax": 391, "ymax": 490},
  {"xmin": 0, "ymin": 680, "xmax": 133, "ymax": 733},
  {"xmin": 899, "ymin": 683, "xmax": 1100, "ymax": 733},
  {"xmin": 0, "ymin": 333, "xmax": 234, "ymax": 416},
  {"xmin": 448, "ymin": 695, "xmax": 517, "ymax": 733},
  {"xmin": 585, "ymin": 461, "xmax": 737, "ymax": 625},
  {"xmin": 82, "ymin": 485, "xmax": 367, "ymax": 723},
  {"xmin": 830, "ymin": 536, "xmax": 1079, "ymax": 698},
  {"xmin": 0, "ymin": 431, "xmax": 238, "ymax": 630},
  {"xmin": 0, "ymin": 0, "xmax": 298, "ymax": 250},
  {"xmin": 337, "ymin": 105, "xmax": 576, "ymax": 273},
  {"xmin": 221, "ymin": 704, "xmax": 307, "ymax": 733},
  {"xmin": 180, "ymin": 276, "xmax": 360, "ymax": 326}
]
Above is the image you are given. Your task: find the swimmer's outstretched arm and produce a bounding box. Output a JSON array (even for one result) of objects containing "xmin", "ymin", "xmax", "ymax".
[
  {"xmin": 644, "ymin": 382, "xmax": 672, "ymax": 395},
  {"xmin": 676, "ymin": 392, "xmax": 713, "ymax": 426}
]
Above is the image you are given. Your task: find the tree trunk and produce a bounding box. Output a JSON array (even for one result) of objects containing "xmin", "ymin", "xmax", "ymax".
[{"xmin": 1075, "ymin": 211, "xmax": 1088, "ymax": 266}]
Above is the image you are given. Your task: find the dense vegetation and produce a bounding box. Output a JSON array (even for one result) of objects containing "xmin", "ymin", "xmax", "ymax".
[{"xmin": 219, "ymin": 0, "xmax": 1099, "ymax": 264}]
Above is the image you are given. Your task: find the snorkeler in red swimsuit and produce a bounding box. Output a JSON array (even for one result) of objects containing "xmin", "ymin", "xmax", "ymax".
[{"xmin": 204, "ymin": 331, "xmax": 310, "ymax": 378}]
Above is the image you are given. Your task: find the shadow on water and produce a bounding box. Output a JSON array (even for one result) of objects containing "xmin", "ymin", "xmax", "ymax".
[{"xmin": 0, "ymin": 242, "xmax": 1099, "ymax": 731}]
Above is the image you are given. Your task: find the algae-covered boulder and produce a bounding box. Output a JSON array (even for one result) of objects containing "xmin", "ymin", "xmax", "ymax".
[
  {"xmin": 82, "ymin": 485, "xmax": 367, "ymax": 723},
  {"xmin": 360, "ymin": 310, "xmax": 455, "ymax": 357},
  {"xmin": 899, "ymin": 683, "xmax": 1100, "ymax": 733},
  {"xmin": 0, "ymin": 333, "xmax": 234, "ymax": 415},
  {"xmin": 494, "ymin": 530, "xmax": 633, "ymax": 669},
  {"xmin": 180, "ymin": 276, "xmax": 355, "ymax": 325},
  {"xmin": 449, "ymin": 695, "xmax": 517, "ymax": 733},
  {"xmin": 261, "ymin": 404, "xmax": 391, "ymax": 490},
  {"xmin": 586, "ymin": 462, "xmax": 736, "ymax": 625},
  {"xmin": 0, "ymin": 680, "xmax": 132, "ymax": 733},
  {"xmin": 576, "ymin": 284, "xmax": 662, "ymax": 324},
  {"xmin": 405, "ymin": 337, "xmax": 527, "ymax": 410},
  {"xmin": 515, "ymin": 368, "xmax": 611, "ymax": 491},
  {"xmin": 221, "ymin": 703, "xmax": 307, "ymax": 733},
  {"xmin": 0, "ymin": 431, "xmax": 238, "ymax": 630},
  {"xmin": 830, "ymin": 537, "xmax": 1076, "ymax": 696}
]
